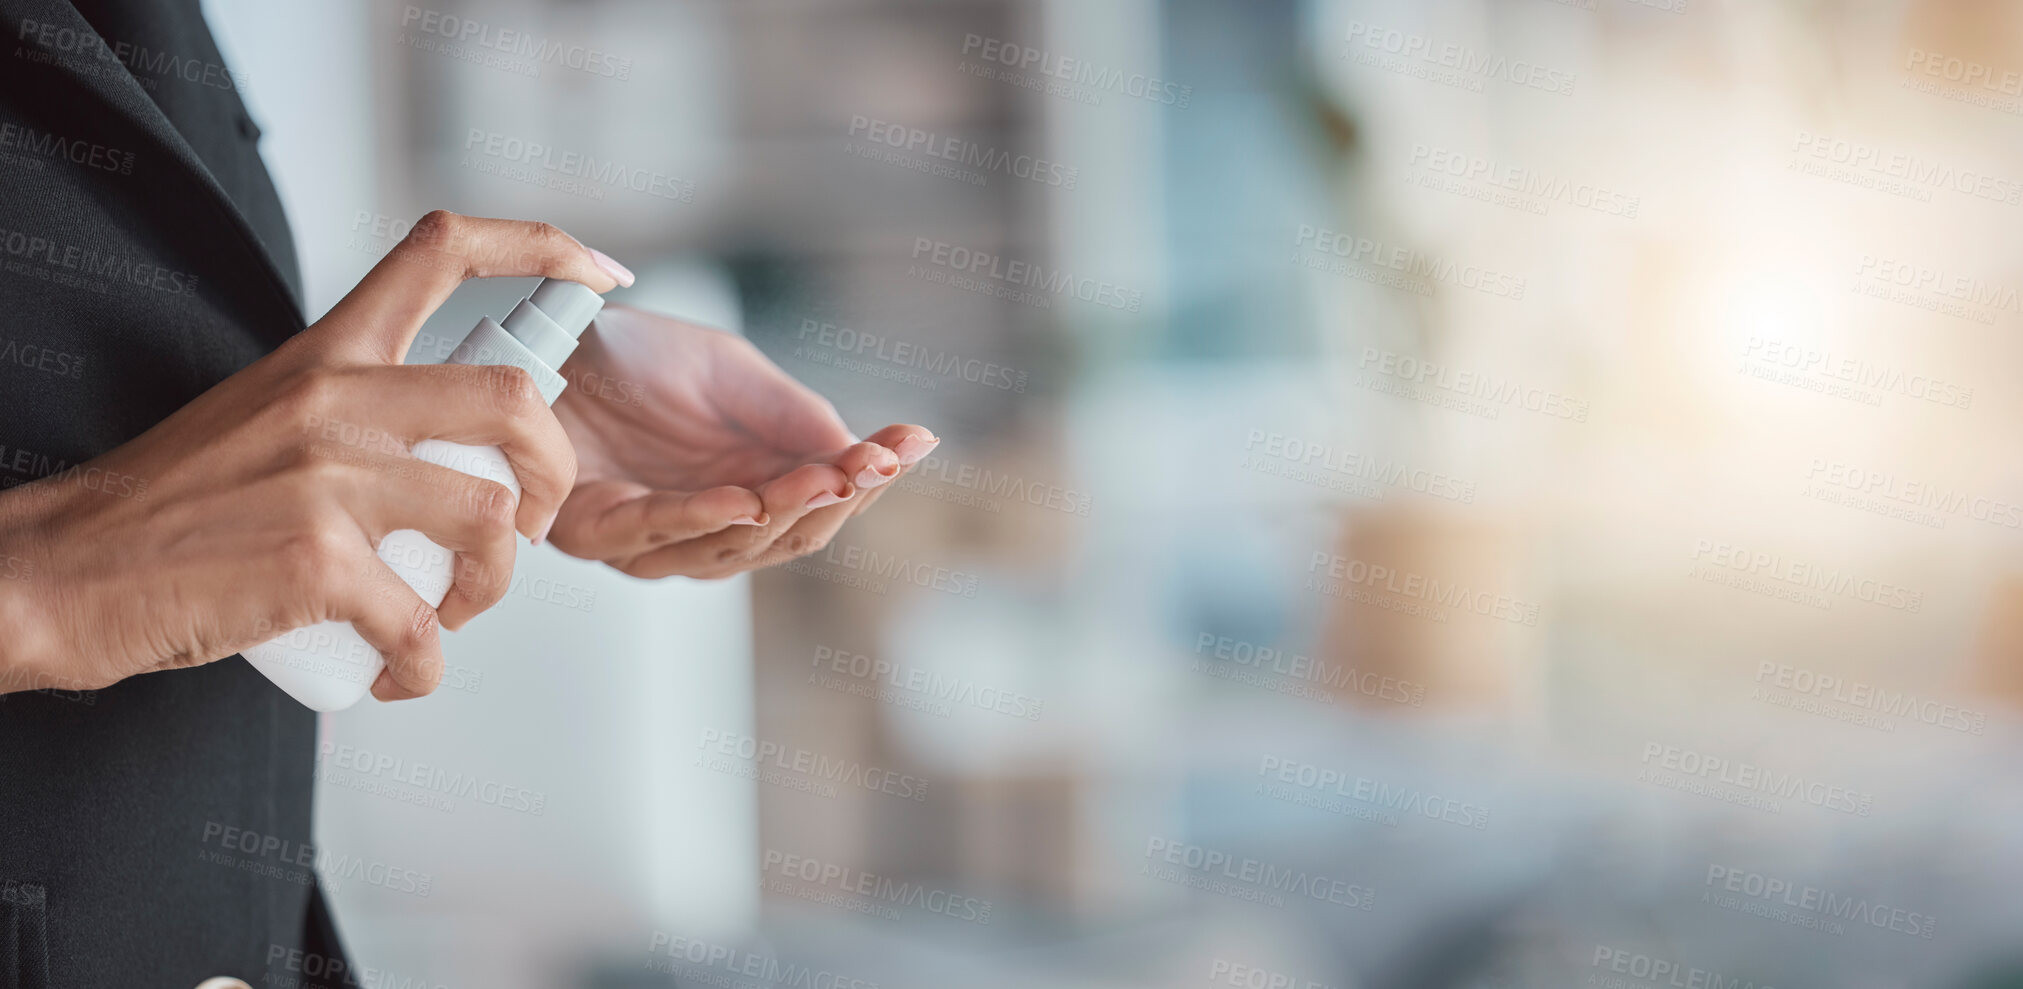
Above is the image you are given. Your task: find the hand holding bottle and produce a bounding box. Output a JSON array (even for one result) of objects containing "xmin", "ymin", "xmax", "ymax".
[{"xmin": 0, "ymin": 211, "xmax": 623, "ymax": 701}]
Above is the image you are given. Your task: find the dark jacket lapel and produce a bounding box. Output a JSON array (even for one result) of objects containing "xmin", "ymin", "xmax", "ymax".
[{"xmin": 2, "ymin": 0, "xmax": 304, "ymax": 330}]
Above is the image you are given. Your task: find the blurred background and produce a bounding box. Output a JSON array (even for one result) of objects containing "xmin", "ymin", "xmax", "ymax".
[{"xmin": 201, "ymin": 0, "xmax": 2023, "ymax": 986}]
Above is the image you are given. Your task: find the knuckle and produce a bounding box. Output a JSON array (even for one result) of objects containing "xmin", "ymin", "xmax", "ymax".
[
  {"xmin": 401, "ymin": 603, "xmax": 440, "ymax": 652},
  {"xmin": 482, "ymin": 364, "xmax": 542, "ymax": 418},
  {"xmin": 529, "ymin": 221, "xmax": 569, "ymax": 253},
  {"xmin": 393, "ymin": 610, "xmax": 442, "ymax": 691},
  {"xmin": 283, "ymin": 523, "xmax": 355, "ymax": 596},
  {"xmin": 465, "ymin": 478, "xmax": 519, "ymax": 534},
  {"xmin": 290, "ymin": 450, "xmax": 351, "ymax": 492},
  {"xmin": 405, "ymin": 209, "xmax": 463, "ymax": 254},
  {"xmin": 275, "ymin": 368, "xmax": 342, "ymax": 424}
]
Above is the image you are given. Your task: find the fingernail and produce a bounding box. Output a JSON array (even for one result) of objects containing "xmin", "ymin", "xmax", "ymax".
[
  {"xmin": 531, "ymin": 515, "xmax": 556, "ymax": 546},
  {"xmin": 854, "ymin": 465, "xmax": 897, "ymax": 490},
  {"xmin": 729, "ymin": 513, "xmax": 768, "ymax": 526},
  {"xmin": 894, "ymin": 434, "xmax": 940, "ymax": 466},
  {"xmin": 588, "ymin": 247, "xmax": 635, "ymax": 288},
  {"xmin": 805, "ymin": 486, "xmax": 853, "ymax": 509}
]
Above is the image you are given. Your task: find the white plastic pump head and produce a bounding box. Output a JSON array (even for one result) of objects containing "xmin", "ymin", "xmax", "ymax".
[
  {"xmin": 499, "ymin": 279, "xmax": 605, "ymax": 370},
  {"xmin": 530, "ymin": 278, "xmax": 603, "ymax": 338}
]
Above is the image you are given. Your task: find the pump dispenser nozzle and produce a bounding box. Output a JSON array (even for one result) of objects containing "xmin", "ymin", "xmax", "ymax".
[{"xmin": 499, "ymin": 278, "xmax": 605, "ymax": 373}]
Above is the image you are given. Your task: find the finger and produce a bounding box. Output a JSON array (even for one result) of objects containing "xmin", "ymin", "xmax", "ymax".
[
  {"xmin": 337, "ymin": 362, "xmax": 579, "ymax": 537},
  {"xmin": 320, "ymin": 448, "xmax": 520, "ymax": 632},
  {"xmin": 850, "ymin": 425, "xmax": 938, "ymax": 516},
  {"xmin": 742, "ymin": 448, "xmax": 917, "ymax": 567},
  {"xmin": 860, "ymin": 424, "xmax": 940, "ymax": 467},
  {"xmin": 615, "ymin": 464, "xmax": 849, "ymax": 579},
  {"xmin": 546, "ymin": 480, "xmax": 765, "ymax": 562},
  {"xmin": 327, "ymin": 554, "xmax": 444, "ymax": 702},
  {"xmin": 832, "ymin": 441, "xmax": 900, "ymax": 495},
  {"xmin": 315, "ymin": 210, "xmax": 625, "ymax": 364}
]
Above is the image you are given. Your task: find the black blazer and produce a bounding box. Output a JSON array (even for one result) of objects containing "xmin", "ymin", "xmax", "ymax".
[{"xmin": 0, "ymin": 0, "xmax": 349, "ymax": 985}]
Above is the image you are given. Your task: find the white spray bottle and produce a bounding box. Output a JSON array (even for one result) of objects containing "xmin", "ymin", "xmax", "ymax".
[{"xmin": 242, "ymin": 278, "xmax": 605, "ymax": 710}]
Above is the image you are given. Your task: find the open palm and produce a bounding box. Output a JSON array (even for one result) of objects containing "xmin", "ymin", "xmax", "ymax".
[{"xmin": 547, "ymin": 305, "xmax": 936, "ymax": 578}]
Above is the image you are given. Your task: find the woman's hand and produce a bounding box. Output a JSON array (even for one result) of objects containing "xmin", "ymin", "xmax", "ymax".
[
  {"xmin": 0, "ymin": 211, "xmax": 623, "ymax": 700},
  {"xmin": 547, "ymin": 306, "xmax": 937, "ymax": 579}
]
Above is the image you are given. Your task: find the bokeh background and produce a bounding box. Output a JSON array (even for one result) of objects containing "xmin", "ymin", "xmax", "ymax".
[{"xmin": 201, "ymin": 0, "xmax": 2023, "ymax": 986}]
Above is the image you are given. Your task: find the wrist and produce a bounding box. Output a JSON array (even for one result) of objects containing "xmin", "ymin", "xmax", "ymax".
[{"xmin": 0, "ymin": 482, "xmax": 75, "ymax": 693}]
